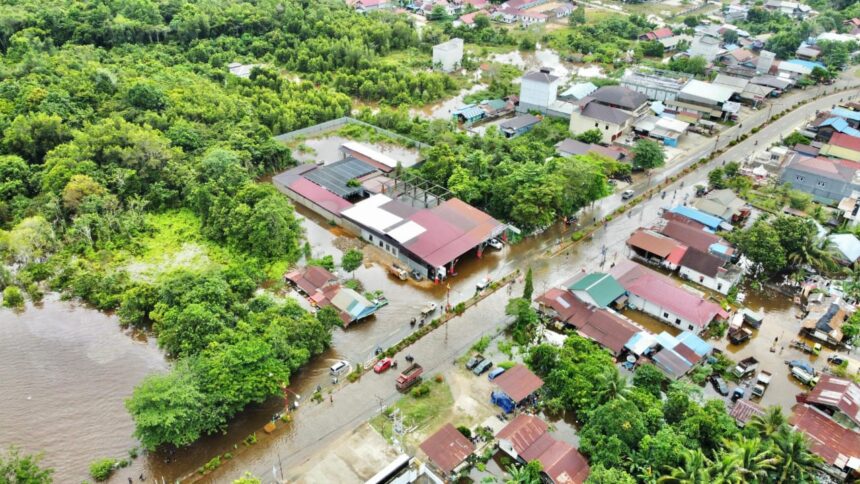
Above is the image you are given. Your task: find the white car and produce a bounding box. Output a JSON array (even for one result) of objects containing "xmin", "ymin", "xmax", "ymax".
[
  {"xmin": 621, "ymin": 189, "xmax": 635, "ymax": 200},
  {"xmin": 487, "ymin": 238, "xmax": 504, "ymax": 250},
  {"xmin": 476, "ymin": 277, "xmax": 491, "ymax": 291}
]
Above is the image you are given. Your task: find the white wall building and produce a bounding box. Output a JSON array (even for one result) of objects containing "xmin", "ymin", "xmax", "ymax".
[
  {"xmin": 518, "ymin": 68, "xmax": 560, "ymax": 113},
  {"xmin": 689, "ymin": 34, "xmax": 721, "ymax": 62},
  {"xmin": 432, "ymin": 38, "xmax": 464, "ymax": 73}
]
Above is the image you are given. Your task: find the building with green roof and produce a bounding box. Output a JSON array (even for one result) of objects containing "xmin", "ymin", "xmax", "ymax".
[{"xmin": 567, "ymin": 272, "xmax": 626, "ymax": 308}]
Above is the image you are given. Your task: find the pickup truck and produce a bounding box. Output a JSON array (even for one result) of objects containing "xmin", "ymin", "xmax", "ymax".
[
  {"xmin": 732, "ymin": 357, "xmax": 759, "ymax": 378},
  {"xmin": 729, "ymin": 328, "xmax": 753, "ymax": 345},
  {"xmin": 396, "ymin": 363, "xmax": 423, "ymax": 391},
  {"xmin": 751, "ymin": 371, "xmax": 773, "ymax": 398}
]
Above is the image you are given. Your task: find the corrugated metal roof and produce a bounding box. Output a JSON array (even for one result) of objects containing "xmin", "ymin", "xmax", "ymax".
[
  {"xmin": 680, "ymin": 80, "xmax": 735, "ymax": 104},
  {"xmin": 661, "ymin": 220, "xmax": 724, "ymax": 252},
  {"xmin": 679, "ymin": 247, "xmax": 724, "ymax": 278},
  {"xmin": 287, "ymin": 177, "xmax": 354, "ymax": 214},
  {"xmin": 806, "ymin": 374, "xmax": 860, "ymax": 427},
  {"xmin": 494, "ymin": 364, "xmax": 544, "ymax": 403},
  {"xmin": 420, "ymin": 423, "xmax": 475, "ymax": 474},
  {"xmin": 627, "ymin": 229, "xmax": 683, "ymax": 258},
  {"xmin": 670, "ymin": 206, "xmax": 723, "ymax": 230},
  {"xmin": 568, "ymin": 272, "xmax": 626, "ymax": 308},
  {"xmin": 730, "ymin": 400, "xmax": 765, "ymax": 426},
  {"xmin": 829, "ymin": 233, "xmax": 860, "ymax": 263},
  {"xmin": 304, "ymin": 157, "xmax": 377, "ymax": 198},
  {"xmin": 791, "ymin": 405, "xmax": 860, "ymax": 468}
]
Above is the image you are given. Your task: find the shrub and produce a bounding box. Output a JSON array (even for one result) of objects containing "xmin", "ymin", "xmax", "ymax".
[
  {"xmin": 410, "ymin": 382, "xmax": 431, "ymax": 398},
  {"xmin": 434, "ymin": 374, "xmax": 444, "ymax": 383},
  {"xmin": 472, "ymin": 335, "xmax": 491, "ymax": 353},
  {"xmin": 128, "ymin": 447, "xmax": 138, "ymax": 459},
  {"xmin": 203, "ymin": 455, "xmax": 221, "ymax": 472},
  {"xmin": 457, "ymin": 426, "xmax": 472, "ymax": 439},
  {"xmin": 453, "ymin": 302, "xmax": 466, "ymax": 315},
  {"xmin": 2, "ymin": 286, "xmax": 24, "ymax": 309},
  {"xmin": 571, "ymin": 231, "xmax": 584, "ymax": 241},
  {"xmin": 89, "ymin": 458, "xmax": 116, "ymax": 481}
]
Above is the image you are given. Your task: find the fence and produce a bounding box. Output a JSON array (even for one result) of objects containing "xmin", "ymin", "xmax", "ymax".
[{"xmin": 273, "ymin": 116, "xmax": 430, "ymax": 150}]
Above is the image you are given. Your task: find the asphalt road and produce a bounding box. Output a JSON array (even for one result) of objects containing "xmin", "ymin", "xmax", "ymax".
[{"xmin": 212, "ymin": 80, "xmax": 860, "ymax": 483}]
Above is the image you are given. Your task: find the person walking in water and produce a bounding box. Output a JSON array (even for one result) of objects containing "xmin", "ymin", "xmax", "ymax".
[{"xmin": 330, "ymin": 394, "xmax": 333, "ymax": 405}]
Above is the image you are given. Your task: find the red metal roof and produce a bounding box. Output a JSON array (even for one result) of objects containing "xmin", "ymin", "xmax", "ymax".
[
  {"xmin": 496, "ymin": 414, "xmax": 549, "ymax": 455},
  {"xmin": 536, "ymin": 288, "xmax": 591, "ymax": 326},
  {"xmin": 729, "ymin": 399, "xmax": 765, "ymax": 426},
  {"xmin": 829, "ymin": 132, "xmax": 860, "ymax": 152},
  {"xmin": 611, "ymin": 260, "xmax": 725, "ymax": 328},
  {"xmin": 497, "ymin": 415, "xmax": 590, "ymax": 484},
  {"xmin": 627, "ymin": 229, "xmax": 683, "ymax": 258},
  {"xmin": 494, "ymin": 364, "xmax": 544, "ymax": 403},
  {"xmin": 419, "ymin": 423, "xmax": 475, "ymax": 474},
  {"xmin": 665, "ymin": 245, "xmax": 688, "ymax": 266},
  {"xmin": 285, "ymin": 266, "xmax": 337, "ymax": 296},
  {"xmin": 660, "ymin": 220, "xmax": 726, "ymax": 253},
  {"xmin": 791, "ymin": 405, "xmax": 860, "ymax": 468},
  {"xmin": 288, "ymin": 177, "xmax": 353, "ymax": 214},
  {"xmin": 577, "ymin": 310, "xmax": 640, "ymax": 356},
  {"xmin": 806, "ymin": 374, "xmax": 860, "ymax": 427}
]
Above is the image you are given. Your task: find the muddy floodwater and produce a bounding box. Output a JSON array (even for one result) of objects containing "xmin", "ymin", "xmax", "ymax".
[
  {"xmin": 0, "ymin": 295, "xmax": 167, "ymax": 482},
  {"xmin": 292, "ymin": 135, "xmax": 422, "ymax": 168}
]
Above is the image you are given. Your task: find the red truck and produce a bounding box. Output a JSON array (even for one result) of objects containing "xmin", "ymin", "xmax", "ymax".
[{"xmin": 396, "ymin": 363, "xmax": 423, "ymax": 391}]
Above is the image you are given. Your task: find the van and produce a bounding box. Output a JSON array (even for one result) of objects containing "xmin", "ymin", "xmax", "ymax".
[
  {"xmin": 329, "ymin": 360, "xmax": 349, "ymax": 376},
  {"xmin": 488, "ymin": 367, "xmax": 506, "ymax": 381}
]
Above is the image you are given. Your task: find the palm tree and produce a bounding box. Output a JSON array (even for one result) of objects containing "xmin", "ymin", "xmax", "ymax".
[
  {"xmin": 658, "ymin": 448, "xmax": 710, "ymax": 484},
  {"xmin": 748, "ymin": 406, "xmax": 787, "ymax": 439},
  {"xmin": 506, "ymin": 461, "xmax": 542, "ymax": 484},
  {"xmin": 595, "ymin": 367, "xmax": 630, "ymax": 404},
  {"xmin": 787, "ymin": 236, "xmax": 838, "ymax": 275},
  {"xmin": 841, "ymin": 263, "xmax": 860, "ymax": 302},
  {"xmin": 708, "ymin": 452, "xmax": 742, "ymax": 484},
  {"xmin": 771, "ymin": 426, "xmax": 822, "ymax": 483},
  {"xmin": 723, "ymin": 437, "xmax": 779, "ymax": 482}
]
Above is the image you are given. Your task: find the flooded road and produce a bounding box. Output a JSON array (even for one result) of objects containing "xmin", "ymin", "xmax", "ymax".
[{"xmin": 0, "ymin": 295, "xmax": 167, "ymax": 482}]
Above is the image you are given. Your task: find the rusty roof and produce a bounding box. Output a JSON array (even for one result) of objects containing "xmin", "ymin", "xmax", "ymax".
[
  {"xmin": 660, "ymin": 220, "xmax": 727, "ymax": 253},
  {"xmin": 285, "ymin": 265, "xmax": 338, "ymax": 296},
  {"xmin": 577, "ymin": 310, "xmax": 640, "ymax": 356},
  {"xmin": 806, "ymin": 374, "xmax": 860, "ymax": 427},
  {"xmin": 419, "ymin": 423, "xmax": 475, "ymax": 474},
  {"xmin": 627, "ymin": 229, "xmax": 683, "ymax": 258},
  {"xmin": 679, "ymin": 247, "xmax": 724, "ymax": 278},
  {"xmin": 494, "ymin": 364, "xmax": 544, "ymax": 403},
  {"xmin": 536, "ymin": 288, "xmax": 591, "ymax": 326},
  {"xmin": 791, "ymin": 405, "xmax": 860, "ymax": 468},
  {"xmin": 729, "ymin": 399, "xmax": 765, "ymax": 426},
  {"xmin": 496, "ymin": 414, "xmax": 549, "ymax": 455},
  {"xmin": 497, "ymin": 415, "xmax": 590, "ymax": 484}
]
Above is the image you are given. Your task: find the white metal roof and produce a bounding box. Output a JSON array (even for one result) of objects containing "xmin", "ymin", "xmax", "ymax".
[
  {"xmin": 680, "ymin": 80, "xmax": 734, "ymax": 104},
  {"xmin": 340, "ymin": 194, "xmax": 403, "ymax": 232},
  {"xmin": 388, "ymin": 220, "xmax": 426, "ymax": 244},
  {"xmin": 341, "ymin": 141, "xmax": 399, "ymax": 169},
  {"xmin": 657, "ymin": 117, "xmax": 689, "ymax": 133}
]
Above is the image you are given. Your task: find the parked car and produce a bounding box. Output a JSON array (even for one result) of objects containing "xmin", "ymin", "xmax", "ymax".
[
  {"xmin": 473, "ymin": 359, "xmax": 493, "ymax": 376},
  {"xmin": 828, "ymin": 355, "xmax": 847, "ymax": 366},
  {"xmin": 466, "ymin": 354, "xmax": 484, "ymax": 370},
  {"xmin": 487, "ymin": 238, "xmax": 504, "ymax": 250},
  {"xmin": 476, "ymin": 277, "xmax": 491, "ymax": 291},
  {"xmin": 329, "ymin": 360, "xmax": 349, "ymax": 376},
  {"xmin": 621, "ymin": 189, "xmax": 635, "ymax": 200},
  {"xmin": 374, "ymin": 357, "xmax": 394, "ymax": 374},
  {"xmin": 711, "ymin": 375, "xmax": 729, "ymax": 396},
  {"xmin": 488, "ymin": 367, "xmax": 506, "ymax": 381}
]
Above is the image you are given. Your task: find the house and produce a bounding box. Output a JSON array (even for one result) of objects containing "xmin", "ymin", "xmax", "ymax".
[
  {"xmin": 831, "ymin": 107, "xmax": 860, "ymax": 129},
  {"xmin": 801, "ymin": 300, "xmax": 850, "ymax": 347},
  {"xmin": 800, "ymin": 375, "xmax": 860, "ymax": 429},
  {"xmin": 496, "ymin": 415, "xmax": 591, "ymax": 484},
  {"xmin": 285, "ymin": 265, "xmax": 338, "ymax": 297},
  {"xmin": 669, "ymin": 80, "xmax": 736, "ymax": 120},
  {"xmin": 612, "ymin": 260, "xmax": 728, "ymax": 334},
  {"xmin": 632, "ymin": 116, "xmax": 689, "ymax": 147},
  {"xmin": 325, "ymin": 286, "xmax": 380, "ymax": 327},
  {"xmin": 779, "ymin": 155, "xmax": 860, "ymax": 204},
  {"xmin": 452, "ymin": 104, "xmax": 486, "ymax": 125},
  {"xmin": 569, "ymin": 101, "xmax": 631, "ymax": 144},
  {"xmin": 815, "ymin": 117, "xmax": 860, "ymax": 142},
  {"xmin": 729, "ymin": 399, "xmax": 765, "ymax": 427},
  {"xmin": 650, "ymin": 331, "xmax": 713, "ymax": 379},
  {"xmin": 837, "ymin": 191, "xmax": 860, "ymax": 227},
  {"xmin": 536, "ymin": 288, "xmax": 641, "ymax": 356},
  {"xmin": 639, "ymin": 27, "xmax": 674, "ymax": 41},
  {"xmin": 659, "ymin": 219, "xmax": 736, "ymax": 260},
  {"xmin": 821, "ymin": 133, "xmax": 860, "ymax": 163},
  {"xmin": 518, "ymin": 68, "xmax": 560, "ymax": 113},
  {"xmin": 678, "ymin": 247, "xmax": 743, "ymax": 295},
  {"xmin": 517, "ymin": 10, "xmax": 548, "ymax": 25},
  {"xmin": 829, "ymin": 233, "xmax": 860, "ymax": 265},
  {"xmin": 419, "ymin": 423, "xmax": 475, "ymax": 476},
  {"xmin": 454, "ymin": 10, "xmax": 487, "ymax": 27},
  {"xmin": 558, "ymin": 82, "xmax": 597, "ymax": 101},
  {"xmin": 659, "ymin": 34, "xmax": 694, "ymax": 52},
  {"xmin": 756, "ymin": 50, "xmax": 777, "ymax": 75},
  {"xmin": 693, "ymin": 188, "xmax": 749, "ymax": 223},
  {"xmin": 713, "ymin": 74, "xmax": 750, "ymax": 96},
  {"xmin": 719, "ymin": 48, "xmax": 757, "ymax": 69},
  {"xmin": 790, "ymin": 405, "xmax": 860, "ymax": 475},
  {"xmin": 796, "ymin": 45, "xmax": 821, "ymax": 61},
  {"xmin": 588, "ymin": 86, "xmax": 650, "ymax": 115},
  {"xmin": 491, "ymin": 364, "xmax": 544, "ymax": 413},
  {"xmin": 432, "ymin": 38, "xmax": 464, "ymax": 73},
  {"xmin": 777, "ymin": 59, "xmax": 825, "ymax": 78},
  {"xmin": 750, "ymin": 75, "xmax": 792, "ymax": 92},
  {"xmin": 689, "ymin": 34, "xmax": 721, "ymax": 62},
  {"xmin": 551, "ymin": 3, "xmax": 574, "ymax": 18},
  {"xmin": 567, "ymin": 272, "xmax": 626, "ymax": 308},
  {"xmin": 740, "ymin": 83, "xmax": 774, "ymax": 107},
  {"xmin": 764, "ymin": 0, "xmax": 815, "ymax": 19},
  {"xmin": 352, "ymin": 0, "xmax": 391, "ymax": 12},
  {"xmin": 620, "ymin": 70, "xmax": 688, "ymax": 103},
  {"xmin": 626, "ymin": 228, "xmax": 688, "ymax": 269},
  {"xmin": 555, "ymin": 138, "xmax": 627, "ymax": 161},
  {"xmin": 669, "ymin": 205, "xmax": 728, "ymax": 231},
  {"xmin": 500, "ymin": 114, "xmax": 541, "ymax": 138},
  {"xmin": 723, "ymin": 4, "xmax": 749, "ymax": 23}
]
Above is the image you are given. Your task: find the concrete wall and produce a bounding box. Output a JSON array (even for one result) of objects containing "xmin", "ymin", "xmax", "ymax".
[
  {"xmin": 781, "ymin": 167, "xmax": 860, "ymax": 204},
  {"xmin": 569, "ymin": 112, "xmax": 623, "ymax": 144},
  {"xmin": 520, "ymin": 78, "xmax": 558, "ymax": 110},
  {"xmin": 432, "ymin": 39, "xmax": 464, "ymax": 73},
  {"xmin": 628, "ymin": 293, "xmax": 703, "ymax": 334},
  {"xmin": 678, "ymin": 266, "xmax": 731, "ymax": 294}
]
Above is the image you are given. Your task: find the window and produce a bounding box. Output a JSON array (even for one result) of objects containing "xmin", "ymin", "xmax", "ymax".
[
  {"xmin": 675, "ymin": 318, "xmax": 681, "ymax": 325},
  {"xmin": 663, "ymin": 312, "xmax": 669, "ymax": 318},
  {"xmin": 368, "ymin": 234, "xmax": 373, "ymax": 241},
  {"xmin": 594, "ymin": 122, "xmax": 599, "ymax": 127},
  {"xmin": 817, "ymin": 181, "xmax": 826, "ymax": 187},
  {"xmin": 717, "ymin": 283, "xmax": 723, "ymax": 291},
  {"xmin": 605, "ymin": 125, "xmax": 610, "ymax": 130},
  {"xmin": 796, "ymin": 175, "xmax": 805, "ymax": 182},
  {"xmin": 699, "ymin": 275, "xmax": 704, "ymax": 283},
  {"xmin": 688, "ymin": 325, "xmax": 694, "ymax": 330},
  {"xmin": 378, "ymin": 240, "xmax": 383, "ymax": 247}
]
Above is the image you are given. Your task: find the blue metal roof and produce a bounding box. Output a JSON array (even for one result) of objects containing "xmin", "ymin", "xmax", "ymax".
[
  {"xmin": 670, "ymin": 206, "xmax": 723, "ymax": 230},
  {"xmin": 832, "ymin": 107, "xmax": 860, "ymax": 122},
  {"xmin": 453, "ymin": 104, "xmax": 485, "ymax": 120},
  {"xmin": 785, "ymin": 59, "xmax": 825, "ymax": 71},
  {"xmin": 820, "ymin": 117, "xmax": 860, "ymax": 137},
  {"xmin": 676, "ymin": 331, "xmax": 713, "ymax": 357},
  {"xmin": 709, "ymin": 243, "xmax": 731, "ymax": 255}
]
